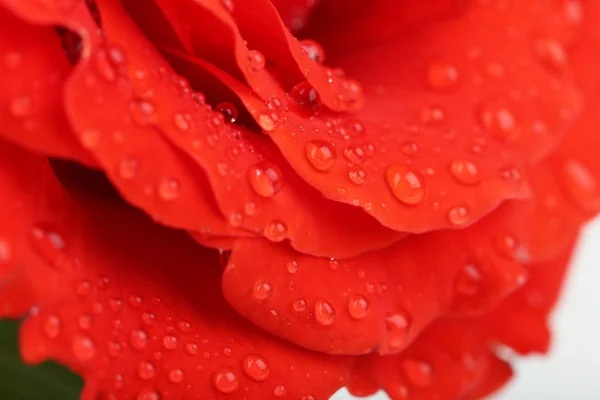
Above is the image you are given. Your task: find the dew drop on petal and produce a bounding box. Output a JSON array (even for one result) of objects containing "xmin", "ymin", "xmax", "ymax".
[
  {"xmin": 299, "ymin": 39, "xmax": 325, "ymax": 64},
  {"xmin": 80, "ymin": 129, "xmax": 101, "ymax": 149},
  {"xmin": 449, "ymin": 160, "xmax": 481, "ymax": 185},
  {"xmin": 248, "ymin": 50, "xmax": 266, "ymax": 71},
  {"xmin": 385, "ymin": 310, "xmax": 412, "ymax": 351},
  {"xmin": 305, "ymin": 140, "xmax": 336, "ymax": 172},
  {"xmin": 220, "ymin": 0, "xmax": 234, "ymax": 12},
  {"xmin": 173, "ymin": 113, "xmax": 190, "ymax": 132},
  {"xmin": 455, "ymin": 264, "xmax": 483, "ymax": 296},
  {"xmin": 348, "ymin": 169, "xmax": 366, "ymax": 186},
  {"xmin": 30, "ymin": 225, "xmax": 66, "ymax": 264},
  {"xmin": 162, "ymin": 335, "xmax": 178, "ymax": 350},
  {"xmin": 494, "ymin": 232, "xmax": 520, "ymax": 259},
  {"xmin": 290, "ymin": 81, "xmax": 320, "ymax": 109},
  {"xmin": 130, "ymin": 100, "xmax": 157, "ymax": 126},
  {"xmin": 213, "ymin": 367, "xmax": 239, "ymax": 393},
  {"xmin": 292, "ymin": 299, "xmax": 307, "ymax": 312},
  {"xmin": 253, "ymin": 280, "xmax": 273, "ymax": 300},
  {"xmin": 186, "ymin": 342, "xmax": 198, "ymax": 355},
  {"xmin": 138, "ymin": 361, "xmax": 156, "ymax": 380},
  {"xmin": 137, "ymin": 389, "xmax": 161, "ymax": 400},
  {"xmin": 264, "ymin": 220, "xmax": 288, "ymax": 242},
  {"xmin": 447, "ymin": 206, "xmax": 470, "ymax": 225},
  {"xmin": 314, "ymin": 299, "xmax": 336, "ymax": 326},
  {"xmin": 216, "ymin": 102, "xmax": 238, "ymax": 123},
  {"xmin": 273, "ymin": 385, "xmax": 286, "ymax": 397},
  {"xmin": 118, "ymin": 158, "xmax": 139, "ymax": 180},
  {"xmin": 158, "ymin": 178, "xmax": 180, "ymax": 201},
  {"xmin": 477, "ymin": 99, "xmax": 520, "ymax": 142},
  {"xmin": 343, "ymin": 145, "xmax": 367, "ymax": 164},
  {"xmin": 427, "ymin": 62, "xmax": 459, "ymax": 90},
  {"xmin": 386, "ymin": 165, "xmax": 425, "ymax": 205},
  {"xmin": 402, "ymin": 359, "xmax": 434, "ymax": 387},
  {"xmin": 248, "ymin": 162, "xmax": 283, "ymax": 197},
  {"xmin": 130, "ymin": 329, "xmax": 149, "ymax": 350},
  {"xmin": 242, "ymin": 354, "xmax": 270, "ymax": 381},
  {"xmin": 168, "ymin": 368, "xmax": 184, "ymax": 384},
  {"xmin": 286, "ymin": 260, "xmax": 298, "ymax": 274},
  {"xmin": 560, "ymin": 159, "xmax": 600, "ymax": 212},
  {"xmin": 347, "ymin": 294, "xmax": 369, "ymax": 319},
  {"xmin": 72, "ymin": 335, "xmax": 96, "ymax": 361},
  {"xmin": 43, "ymin": 315, "xmax": 61, "ymax": 339},
  {"xmin": 534, "ymin": 38, "xmax": 567, "ymax": 73}
]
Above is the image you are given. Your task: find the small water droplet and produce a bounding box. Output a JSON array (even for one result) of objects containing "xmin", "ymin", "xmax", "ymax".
[
  {"xmin": 130, "ymin": 329, "xmax": 148, "ymax": 350},
  {"xmin": 248, "ymin": 162, "xmax": 283, "ymax": 197},
  {"xmin": 242, "ymin": 354, "xmax": 270, "ymax": 381},
  {"xmin": 43, "ymin": 315, "xmax": 61, "ymax": 339},
  {"xmin": 158, "ymin": 178, "xmax": 180, "ymax": 201},
  {"xmin": 286, "ymin": 260, "xmax": 298, "ymax": 273},
  {"xmin": 534, "ymin": 38, "xmax": 567, "ymax": 73},
  {"xmin": 293, "ymin": 299, "xmax": 307, "ymax": 312},
  {"xmin": 72, "ymin": 335, "xmax": 96, "ymax": 361},
  {"xmin": 30, "ymin": 225, "xmax": 66, "ymax": 264},
  {"xmin": 141, "ymin": 312, "xmax": 155, "ymax": 325},
  {"xmin": 447, "ymin": 206, "xmax": 470, "ymax": 225},
  {"xmin": 314, "ymin": 299, "xmax": 336, "ymax": 326},
  {"xmin": 253, "ymin": 280, "xmax": 273, "ymax": 300},
  {"xmin": 402, "ymin": 359, "xmax": 434, "ymax": 387},
  {"xmin": 228, "ymin": 212, "xmax": 243, "ymax": 227},
  {"xmin": 347, "ymin": 294, "xmax": 369, "ymax": 319},
  {"xmin": 385, "ymin": 310, "xmax": 412, "ymax": 351},
  {"xmin": 343, "ymin": 145, "xmax": 366, "ymax": 165},
  {"xmin": 136, "ymin": 389, "xmax": 161, "ymax": 400},
  {"xmin": 213, "ymin": 367, "xmax": 239, "ymax": 393},
  {"xmin": 560, "ymin": 159, "xmax": 600, "ymax": 212},
  {"xmin": 300, "ymin": 39, "xmax": 325, "ymax": 64},
  {"xmin": 80, "ymin": 129, "xmax": 101, "ymax": 149},
  {"xmin": 449, "ymin": 160, "xmax": 481, "ymax": 185},
  {"xmin": 173, "ymin": 113, "xmax": 190, "ymax": 132},
  {"xmin": 162, "ymin": 335, "xmax": 178, "ymax": 350},
  {"xmin": 264, "ymin": 220, "xmax": 288, "ymax": 242},
  {"xmin": 386, "ymin": 165, "xmax": 425, "ymax": 205},
  {"xmin": 477, "ymin": 99, "xmax": 520, "ymax": 142},
  {"xmin": 456, "ymin": 264, "xmax": 483, "ymax": 296},
  {"xmin": 9, "ymin": 96, "xmax": 32, "ymax": 117},
  {"xmin": 420, "ymin": 105, "xmax": 445, "ymax": 125},
  {"xmin": 108, "ymin": 341, "xmax": 122, "ymax": 357},
  {"xmin": 273, "ymin": 385, "xmax": 286, "ymax": 397},
  {"xmin": 348, "ymin": 169, "xmax": 366, "ymax": 186},
  {"xmin": 168, "ymin": 368, "xmax": 184, "ymax": 383},
  {"xmin": 494, "ymin": 233, "xmax": 520, "ymax": 259},
  {"xmin": 289, "ymin": 81, "xmax": 320, "ymax": 109},
  {"xmin": 138, "ymin": 361, "xmax": 156, "ymax": 380},
  {"xmin": 248, "ymin": 50, "xmax": 266, "ymax": 71},
  {"xmin": 130, "ymin": 100, "xmax": 157, "ymax": 126},
  {"xmin": 216, "ymin": 102, "xmax": 238, "ymax": 123},
  {"xmin": 78, "ymin": 314, "xmax": 92, "ymax": 330},
  {"xmin": 400, "ymin": 140, "xmax": 420, "ymax": 156},
  {"xmin": 427, "ymin": 62, "xmax": 459, "ymax": 90},
  {"xmin": 118, "ymin": 158, "xmax": 139, "ymax": 180},
  {"xmin": 305, "ymin": 140, "xmax": 336, "ymax": 172},
  {"xmin": 186, "ymin": 342, "xmax": 198, "ymax": 355}
]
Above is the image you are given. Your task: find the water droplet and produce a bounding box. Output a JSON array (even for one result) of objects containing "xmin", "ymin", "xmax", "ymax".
[
  {"xmin": 477, "ymin": 99, "xmax": 520, "ymax": 142},
  {"xmin": 173, "ymin": 113, "xmax": 190, "ymax": 132},
  {"xmin": 449, "ymin": 160, "xmax": 481, "ymax": 185},
  {"xmin": 289, "ymin": 81, "xmax": 320, "ymax": 109},
  {"xmin": 343, "ymin": 145, "xmax": 367, "ymax": 165},
  {"xmin": 560, "ymin": 159, "xmax": 600, "ymax": 212},
  {"xmin": 130, "ymin": 329, "xmax": 149, "ymax": 350},
  {"xmin": 447, "ymin": 206, "xmax": 470, "ymax": 225},
  {"xmin": 9, "ymin": 96, "xmax": 32, "ymax": 117},
  {"xmin": 220, "ymin": 0, "xmax": 234, "ymax": 12},
  {"xmin": 286, "ymin": 260, "xmax": 298, "ymax": 273},
  {"xmin": 213, "ymin": 367, "xmax": 239, "ymax": 393},
  {"xmin": 259, "ymin": 114, "xmax": 278, "ymax": 132},
  {"xmin": 158, "ymin": 178, "xmax": 180, "ymax": 201},
  {"xmin": 299, "ymin": 39, "xmax": 325, "ymax": 64},
  {"xmin": 72, "ymin": 335, "xmax": 96, "ymax": 361},
  {"xmin": 168, "ymin": 368, "xmax": 184, "ymax": 383},
  {"xmin": 130, "ymin": 100, "xmax": 157, "ymax": 126},
  {"xmin": 186, "ymin": 341, "xmax": 198, "ymax": 355},
  {"xmin": 293, "ymin": 299, "xmax": 307, "ymax": 312},
  {"xmin": 242, "ymin": 354, "xmax": 270, "ymax": 381},
  {"xmin": 420, "ymin": 105, "xmax": 445, "ymax": 125},
  {"xmin": 348, "ymin": 168, "xmax": 366, "ymax": 186},
  {"xmin": 118, "ymin": 158, "xmax": 139, "ymax": 180},
  {"xmin": 216, "ymin": 102, "xmax": 238, "ymax": 123},
  {"xmin": 273, "ymin": 385, "xmax": 286, "ymax": 397},
  {"xmin": 138, "ymin": 361, "xmax": 156, "ymax": 380},
  {"xmin": 137, "ymin": 390, "xmax": 160, "ymax": 400},
  {"xmin": 78, "ymin": 314, "xmax": 92, "ymax": 330},
  {"xmin": 248, "ymin": 162, "xmax": 283, "ymax": 197},
  {"xmin": 427, "ymin": 62, "xmax": 459, "ymax": 90},
  {"xmin": 141, "ymin": 312, "xmax": 155, "ymax": 325},
  {"xmin": 400, "ymin": 140, "xmax": 420, "ymax": 156},
  {"xmin": 534, "ymin": 38, "xmax": 567, "ymax": 73},
  {"xmin": 264, "ymin": 220, "xmax": 288, "ymax": 242},
  {"xmin": 43, "ymin": 315, "xmax": 61, "ymax": 339},
  {"xmin": 385, "ymin": 310, "xmax": 412, "ymax": 351},
  {"xmin": 248, "ymin": 50, "xmax": 265, "ymax": 70},
  {"xmin": 314, "ymin": 299, "xmax": 336, "ymax": 326},
  {"xmin": 402, "ymin": 359, "xmax": 434, "ymax": 387},
  {"xmin": 30, "ymin": 225, "xmax": 66, "ymax": 264},
  {"xmin": 162, "ymin": 335, "xmax": 178, "ymax": 350},
  {"xmin": 494, "ymin": 233, "xmax": 520, "ymax": 259},
  {"xmin": 305, "ymin": 140, "xmax": 336, "ymax": 172},
  {"xmin": 228, "ymin": 212, "xmax": 243, "ymax": 227},
  {"xmin": 253, "ymin": 280, "xmax": 273, "ymax": 300},
  {"xmin": 347, "ymin": 294, "xmax": 369, "ymax": 319},
  {"xmin": 80, "ymin": 129, "xmax": 101, "ymax": 149},
  {"xmin": 456, "ymin": 264, "xmax": 482, "ymax": 296},
  {"xmin": 386, "ymin": 165, "xmax": 425, "ymax": 205}
]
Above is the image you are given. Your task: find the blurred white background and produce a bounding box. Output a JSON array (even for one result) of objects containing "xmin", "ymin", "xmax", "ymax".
[{"xmin": 332, "ymin": 218, "xmax": 600, "ymax": 399}]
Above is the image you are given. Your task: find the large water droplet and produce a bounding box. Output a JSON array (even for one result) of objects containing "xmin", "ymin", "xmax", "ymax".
[
  {"xmin": 385, "ymin": 310, "xmax": 412, "ymax": 351},
  {"xmin": 216, "ymin": 102, "xmax": 238, "ymax": 123},
  {"xmin": 449, "ymin": 160, "xmax": 481, "ymax": 186},
  {"xmin": 347, "ymin": 294, "xmax": 369, "ymax": 319},
  {"xmin": 130, "ymin": 329, "xmax": 149, "ymax": 350},
  {"xmin": 427, "ymin": 62, "xmax": 459, "ymax": 90},
  {"xmin": 299, "ymin": 39, "xmax": 325, "ymax": 64},
  {"xmin": 248, "ymin": 162, "xmax": 283, "ymax": 197},
  {"xmin": 162, "ymin": 335, "xmax": 178, "ymax": 350},
  {"xmin": 314, "ymin": 299, "xmax": 336, "ymax": 326},
  {"xmin": 72, "ymin": 335, "xmax": 96, "ymax": 361},
  {"xmin": 264, "ymin": 220, "xmax": 288, "ymax": 242},
  {"xmin": 213, "ymin": 367, "xmax": 239, "ymax": 393},
  {"xmin": 386, "ymin": 165, "xmax": 425, "ymax": 205},
  {"xmin": 289, "ymin": 81, "xmax": 320, "ymax": 109},
  {"xmin": 242, "ymin": 354, "xmax": 270, "ymax": 381},
  {"xmin": 305, "ymin": 140, "xmax": 336, "ymax": 172},
  {"xmin": 402, "ymin": 359, "xmax": 434, "ymax": 387},
  {"xmin": 253, "ymin": 280, "xmax": 273, "ymax": 300},
  {"xmin": 248, "ymin": 50, "xmax": 266, "ymax": 71},
  {"xmin": 447, "ymin": 206, "xmax": 470, "ymax": 225}
]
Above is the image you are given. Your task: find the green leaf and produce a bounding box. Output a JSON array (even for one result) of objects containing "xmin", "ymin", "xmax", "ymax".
[{"xmin": 0, "ymin": 318, "xmax": 83, "ymax": 400}]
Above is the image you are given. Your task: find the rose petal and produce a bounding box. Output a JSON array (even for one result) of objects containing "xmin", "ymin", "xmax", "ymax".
[
  {"xmin": 0, "ymin": 7, "xmax": 94, "ymax": 166},
  {"xmin": 0, "ymin": 141, "xmax": 348, "ymax": 399}
]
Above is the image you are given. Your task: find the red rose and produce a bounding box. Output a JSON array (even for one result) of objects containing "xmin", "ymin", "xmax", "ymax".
[{"xmin": 1, "ymin": 0, "xmax": 599, "ymax": 398}]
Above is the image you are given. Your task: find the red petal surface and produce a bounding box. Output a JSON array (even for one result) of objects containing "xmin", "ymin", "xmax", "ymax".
[
  {"xmin": 0, "ymin": 140, "xmax": 349, "ymax": 399},
  {"xmin": 0, "ymin": 7, "xmax": 94, "ymax": 166},
  {"xmin": 224, "ymin": 206, "xmax": 527, "ymax": 355}
]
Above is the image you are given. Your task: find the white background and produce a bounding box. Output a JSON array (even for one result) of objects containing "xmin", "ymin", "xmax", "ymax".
[{"xmin": 332, "ymin": 218, "xmax": 600, "ymax": 399}]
